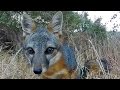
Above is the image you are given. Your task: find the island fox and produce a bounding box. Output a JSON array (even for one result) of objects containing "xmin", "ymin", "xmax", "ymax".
[
  {"xmin": 80, "ymin": 58, "xmax": 111, "ymax": 79},
  {"xmin": 21, "ymin": 11, "xmax": 79, "ymax": 79}
]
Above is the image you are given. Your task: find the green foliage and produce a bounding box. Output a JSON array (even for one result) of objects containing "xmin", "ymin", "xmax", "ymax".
[
  {"xmin": 77, "ymin": 12, "xmax": 107, "ymax": 42},
  {"xmin": 0, "ymin": 11, "xmax": 21, "ymax": 31},
  {"xmin": 0, "ymin": 11, "xmax": 107, "ymax": 42},
  {"xmin": 62, "ymin": 11, "xmax": 81, "ymax": 33}
]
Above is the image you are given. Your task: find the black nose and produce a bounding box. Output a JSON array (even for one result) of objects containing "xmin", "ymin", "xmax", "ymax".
[{"xmin": 33, "ymin": 69, "xmax": 42, "ymax": 74}]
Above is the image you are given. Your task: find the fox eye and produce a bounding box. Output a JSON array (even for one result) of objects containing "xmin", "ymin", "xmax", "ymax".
[
  {"xmin": 26, "ymin": 47, "xmax": 35, "ymax": 55},
  {"xmin": 45, "ymin": 47, "xmax": 55, "ymax": 54}
]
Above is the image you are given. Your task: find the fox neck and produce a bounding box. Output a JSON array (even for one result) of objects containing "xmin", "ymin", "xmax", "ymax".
[{"xmin": 49, "ymin": 51, "xmax": 63, "ymax": 67}]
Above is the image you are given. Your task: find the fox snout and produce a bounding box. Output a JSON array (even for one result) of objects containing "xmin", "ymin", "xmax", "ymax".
[
  {"xmin": 32, "ymin": 60, "xmax": 48, "ymax": 75},
  {"xmin": 33, "ymin": 68, "xmax": 42, "ymax": 74}
]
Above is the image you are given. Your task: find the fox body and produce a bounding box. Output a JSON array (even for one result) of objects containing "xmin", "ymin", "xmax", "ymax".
[
  {"xmin": 80, "ymin": 58, "xmax": 111, "ymax": 79},
  {"xmin": 21, "ymin": 11, "xmax": 78, "ymax": 79}
]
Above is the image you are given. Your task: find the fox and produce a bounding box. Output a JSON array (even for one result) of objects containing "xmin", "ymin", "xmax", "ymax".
[
  {"xmin": 81, "ymin": 58, "xmax": 111, "ymax": 79},
  {"xmin": 21, "ymin": 11, "xmax": 79, "ymax": 79}
]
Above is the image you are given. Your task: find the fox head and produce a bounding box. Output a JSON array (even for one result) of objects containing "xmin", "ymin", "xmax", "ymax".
[{"xmin": 21, "ymin": 11, "xmax": 64, "ymax": 74}]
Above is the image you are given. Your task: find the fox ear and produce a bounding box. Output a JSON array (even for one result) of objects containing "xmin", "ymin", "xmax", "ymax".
[
  {"xmin": 48, "ymin": 11, "xmax": 63, "ymax": 37},
  {"xmin": 21, "ymin": 12, "xmax": 36, "ymax": 37}
]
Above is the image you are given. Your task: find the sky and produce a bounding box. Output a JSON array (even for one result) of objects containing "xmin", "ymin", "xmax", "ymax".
[{"xmin": 77, "ymin": 11, "xmax": 120, "ymax": 31}]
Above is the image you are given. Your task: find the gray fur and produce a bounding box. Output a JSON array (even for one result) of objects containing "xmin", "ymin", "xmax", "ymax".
[{"xmin": 21, "ymin": 11, "xmax": 77, "ymax": 75}]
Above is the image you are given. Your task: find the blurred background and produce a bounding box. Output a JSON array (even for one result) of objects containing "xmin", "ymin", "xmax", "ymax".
[{"xmin": 0, "ymin": 11, "xmax": 120, "ymax": 79}]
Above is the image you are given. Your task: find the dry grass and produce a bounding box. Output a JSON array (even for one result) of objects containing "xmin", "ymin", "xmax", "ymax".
[
  {"xmin": 69, "ymin": 32, "xmax": 120, "ymax": 79},
  {"xmin": 0, "ymin": 32, "xmax": 120, "ymax": 79},
  {"xmin": 0, "ymin": 50, "xmax": 41, "ymax": 79}
]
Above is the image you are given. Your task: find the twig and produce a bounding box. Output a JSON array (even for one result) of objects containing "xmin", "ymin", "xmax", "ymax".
[
  {"xmin": 87, "ymin": 39, "xmax": 106, "ymax": 75},
  {"xmin": 1, "ymin": 47, "xmax": 23, "ymax": 78}
]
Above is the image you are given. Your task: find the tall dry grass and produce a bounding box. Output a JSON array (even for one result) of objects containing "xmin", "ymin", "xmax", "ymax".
[
  {"xmin": 71, "ymin": 32, "xmax": 120, "ymax": 79},
  {"xmin": 0, "ymin": 32, "xmax": 120, "ymax": 79},
  {"xmin": 0, "ymin": 49, "xmax": 41, "ymax": 79}
]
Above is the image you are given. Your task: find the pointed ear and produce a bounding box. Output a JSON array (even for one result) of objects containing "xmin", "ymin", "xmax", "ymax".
[
  {"xmin": 21, "ymin": 12, "xmax": 36, "ymax": 37},
  {"xmin": 48, "ymin": 11, "xmax": 63, "ymax": 37}
]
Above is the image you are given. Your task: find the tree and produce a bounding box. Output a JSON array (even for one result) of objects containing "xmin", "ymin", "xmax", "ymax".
[{"xmin": 0, "ymin": 11, "xmax": 108, "ymax": 52}]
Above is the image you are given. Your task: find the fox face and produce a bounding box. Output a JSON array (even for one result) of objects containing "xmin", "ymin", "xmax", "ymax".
[{"xmin": 21, "ymin": 11, "xmax": 64, "ymax": 75}]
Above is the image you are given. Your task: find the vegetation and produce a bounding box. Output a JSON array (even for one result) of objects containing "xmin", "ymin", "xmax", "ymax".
[{"xmin": 0, "ymin": 11, "xmax": 120, "ymax": 79}]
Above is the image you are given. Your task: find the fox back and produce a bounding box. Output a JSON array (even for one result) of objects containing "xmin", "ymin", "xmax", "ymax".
[
  {"xmin": 21, "ymin": 11, "xmax": 78, "ymax": 79},
  {"xmin": 82, "ymin": 58, "xmax": 111, "ymax": 78}
]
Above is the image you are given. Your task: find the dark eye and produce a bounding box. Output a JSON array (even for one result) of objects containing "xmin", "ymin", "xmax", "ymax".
[
  {"xmin": 45, "ymin": 47, "xmax": 55, "ymax": 54},
  {"xmin": 26, "ymin": 47, "xmax": 35, "ymax": 54}
]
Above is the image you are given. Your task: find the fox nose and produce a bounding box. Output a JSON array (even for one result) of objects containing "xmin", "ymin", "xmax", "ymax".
[{"xmin": 33, "ymin": 69, "xmax": 42, "ymax": 74}]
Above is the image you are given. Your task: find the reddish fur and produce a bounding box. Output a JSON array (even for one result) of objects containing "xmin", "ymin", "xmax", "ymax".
[
  {"xmin": 40, "ymin": 23, "xmax": 77, "ymax": 79},
  {"xmin": 41, "ymin": 54, "xmax": 77, "ymax": 79},
  {"xmin": 85, "ymin": 60, "xmax": 102, "ymax": 77},
  {"xmin": 47, "ymin": 23, "xmax": 53, "ymax": 33},
  {"xmin": 89, "ymin": 64, "xmax": 101, "ymax": 76},
  {"xmin": 31, "ymin": 22, "xmax": 36, "ymax": 32},
  {"xmin": 47, "ymin": 23, "xmax": 64, "ymax": 43},
  {"xmin": 22, "ymin": 12, "xmax": 77, "ymax": 79}
]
